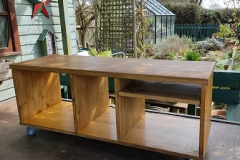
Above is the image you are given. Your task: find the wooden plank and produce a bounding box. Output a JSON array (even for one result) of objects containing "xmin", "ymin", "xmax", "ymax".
[
  {"xmin": 58, "ymin": 0, "xmax": 72, "ymax": 55},
  {"xmin": 79, "ymin": 108, "xmax": 117, "ymax": 141},
  {"xmin": 121, "ymin": 112, "xmax": 199, "ymax": 159},
  {"xmin": 199, "ymin": 72, "xmax": 213, "ymax": 159},
  {"xmin": 11, "ymin": 70, "xmax": 62, "ymax": 122},
  {"xmin": 70, "ymin": 75, "xmax": 109, "ymax": 132},
  {"xmin": 119, "ymin": 80, "xmax": 201, "ymax": 105},
  {"xmin": 115, "ymin": 78, "xmax": 145, "ymax": 140},
  {"xmin": 212, "ymin": 89, "xmax": 239, "ymax": 104},
  {"xmin": 24, "ymin": 101, "xmax": 75, "ymax": 132},
  {"xmin": 9, "ymin": 55, "xmax": 216, "ymax": 85}
]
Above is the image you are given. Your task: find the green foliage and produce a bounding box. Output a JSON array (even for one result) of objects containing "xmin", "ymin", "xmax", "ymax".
[
  {"xmin": 152, "ymin": 35, "xmax": 193, "ymax": 59},
  {"xmin": 233, "ymin": 62, "xmax": 240, "ymax": 71},
  {"xmin": 196, "ymin": 38, "xmax": 224, "ymax": 51},
  {"xmin": 185, "ymin": 51, "xmax": 201, "ymax": 61},
  {"xmin": 163, "ymin": 2, "xmax": 236, "ymax": 24},
  {"xmin": 234, "ymin": 50, "xmax": 240, "ymax": 62},
  {"xmin": 216, "ymin": 24, "xmax": 235, "ymax": 38},
  {"xmin": 162, "ymin": 2, "xmax": 204, "ymax": 24},
  {"xmin": 135, "ymin": 1, "xmax": 152, "ymax": 58},
  {"xmin": 89, "ymin": 48, "xmax": 98, "ymax": 56},
  {"xmin": 216, "ymin": 59, "xmax": 230, "ymax": 70},
  {"xmin": 89, "ymin": 48, "xmax": 112, "ymax": 57}
]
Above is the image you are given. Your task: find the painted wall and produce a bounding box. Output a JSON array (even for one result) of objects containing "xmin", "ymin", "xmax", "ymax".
[{"xmin": 0, "ymin": 0, "xmax": 78, "ymax": 102}]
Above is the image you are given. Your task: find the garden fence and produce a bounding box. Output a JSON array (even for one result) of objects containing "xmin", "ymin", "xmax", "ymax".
[
  {"xmin": 174, "ymin": 23, "xmax": 240, "ymax": 41},
  {"xmin": 174, "ymin": 23, "xmax": 220, "ymax": 41}
]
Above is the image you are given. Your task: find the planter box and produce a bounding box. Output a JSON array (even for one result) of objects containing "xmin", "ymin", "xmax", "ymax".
[{"xmin": 0, "ymin": 60, "xmax": 14, "ymax": 82}]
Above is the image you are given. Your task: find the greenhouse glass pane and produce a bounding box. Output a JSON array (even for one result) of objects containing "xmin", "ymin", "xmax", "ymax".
[
  {"xmin": 0, "ymin": 0, "xmax": 5, "ymax": 11},
  {"xmin": 0, "ymin": 16, "xmax": 8, "ymax": 48},
  {"xmin": 146, "ymin": 16, "xmax": 155, "ymax": 43},
  {"xmin": 171, "ymin": 16, "xmax": 175, "ymax": 35},
  {"xmin": 162, "ymin": 16, "xmax": 167, "ymax": 39},
  {"xmin": 167, "ymin": 16, "xmax": 171, "ymax": 37}
]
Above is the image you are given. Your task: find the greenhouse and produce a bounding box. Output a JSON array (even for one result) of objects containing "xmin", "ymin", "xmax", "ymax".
[{"xmin": 142, "ymin": 0, "xmax": 175, "ymax": 43}]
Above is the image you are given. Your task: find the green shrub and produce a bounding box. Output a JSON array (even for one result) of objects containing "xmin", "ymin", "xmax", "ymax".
[
  {"xmin": 216, "ymin": 59, "xmax": 230, "ymax": 70},
  {"xmin": 162, "ymin": 2, "xmax": 236, "ymax": 24},
  {"xmin": 196, "ymin": 38, "xmax": 224, "ymax": 51},
  {"xmin": 152, "ymin": 35, "xmax": 192, "ymax": 59},
  {"xmin": 185, "ymin": 51, "xmax": 201, "ymax": 61},
  {"xmin": 216, "ymin": 24, "xmax": 235, "ymax": 38},
  {"xmin": 233, "ymin": 62, "xmax": 240, "ymax": 71},
  {"xmin": 89, "ymin": 48, "xmax": 98, "ymax": 56},
  {"xmin": 163, "ymin": 2, "xmax": 204, "ymax": 24}
]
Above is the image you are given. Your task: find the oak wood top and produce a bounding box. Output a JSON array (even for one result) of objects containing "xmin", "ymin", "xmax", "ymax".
[{"xmin": 10, "ymin": 55, "xmax": 215, "ymax": 85}]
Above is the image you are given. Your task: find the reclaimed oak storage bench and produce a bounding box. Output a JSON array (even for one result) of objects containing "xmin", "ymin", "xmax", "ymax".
[{"xmin": 10, "ymin": 55, "xmax": 215, "ymax": 160}]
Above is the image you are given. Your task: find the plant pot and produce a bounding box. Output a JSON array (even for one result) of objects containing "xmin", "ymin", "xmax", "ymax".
[{"xmin": 211, "ymin": 109, "xmax": 226, "ymax": 119}]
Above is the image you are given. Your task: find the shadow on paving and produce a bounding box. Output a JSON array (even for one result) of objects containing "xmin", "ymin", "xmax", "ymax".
[{"xmin": 0, "ymin": 102, "xmax": 181, "ymax": 160}]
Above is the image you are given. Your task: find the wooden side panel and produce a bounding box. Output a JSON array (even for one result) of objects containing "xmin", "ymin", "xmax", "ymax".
[
  {"xmin": 12, "ymin": 70, "xmax": 62, "ymax": 122},
  {"xmin": 199, "ymin": 73, "xmax": 213, "ymax": 159},
  {"xmin": 71, "ymin": 75, "xmax": 109, "ymax": 132},
  {"xmin": 115, "ymin": 78, "xmax": 145, "ymax": 140}
]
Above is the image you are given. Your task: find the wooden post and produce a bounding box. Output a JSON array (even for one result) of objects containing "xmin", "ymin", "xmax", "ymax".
[
  {"xmin": 95, "ymin": 0, "xmax": 98, "ymax": 50},
  {"xmin": 132, "ymin": 0, "xmax": 137, "ymax": 58},
  {"xmin": 58, "ymin": 0, "xmax": 72, "ymax": 55}
]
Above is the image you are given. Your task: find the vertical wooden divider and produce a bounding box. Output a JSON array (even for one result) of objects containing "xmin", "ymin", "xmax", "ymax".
[
  {"xmin": 12, "ymin": 70, "xmax": 62, "ymax": 122},
  {"xmin": 199, "ymin": 72, "xmax": 213, "ymax": 159},
  {"xmin": 70, "ymin": 75, "xmax": 109, "ymax": 132},
  {"xmin": 115, "ymin": 78, "xmax": 145, "ymax": 140}
]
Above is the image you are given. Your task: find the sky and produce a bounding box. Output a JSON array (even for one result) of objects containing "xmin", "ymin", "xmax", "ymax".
[{"xmin": 202, "ymin": 0, "xmax": 240, "ymax": 9}]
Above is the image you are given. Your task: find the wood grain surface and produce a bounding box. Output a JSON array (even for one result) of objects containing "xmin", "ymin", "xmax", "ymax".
[
  {"xmin": 70, "ymin": 75, "xmax": 109, "ymax": 131},
  {"xmin": 121, "ymin": 111, "xmax": 200, "ymax": 159},
  {"xmin": 199, "ymin": 72, "xmax": 213, "ymax": 159},
  {"xmin": 115, "ymin": 78, "xmax": 145, "ymax": 140},
  {"xmin": 12, "ymin": 70, "xmax": 62, "ymax": 122},
  {"xmin": 119, "ymin": 80, "xmax": 201, "ymax": 105},
  {"xmin": 79, "ymin": 108, "xmax": 117, "ymax": 141},
  {"xmin": 24, "ymin": 101, "xmax": 75, "ymax": 133},
  {"xmin": 9, "ymin": 55, "xmax": 215, "ymax": 85}
]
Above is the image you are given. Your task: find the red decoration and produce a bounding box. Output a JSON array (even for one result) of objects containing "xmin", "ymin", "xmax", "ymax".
[{"xmin": 29, "ymin": 0, "xmax": 51, "ymax": 19}]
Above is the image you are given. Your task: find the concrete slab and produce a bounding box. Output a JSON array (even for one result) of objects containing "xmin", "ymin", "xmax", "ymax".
[{"xmin": 1, "ymin": 98, "xmax": 240, "ymax": 160}]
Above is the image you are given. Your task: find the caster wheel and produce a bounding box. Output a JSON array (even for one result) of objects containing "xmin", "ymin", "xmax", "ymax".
[
  {"xmin": 26, "ymin": 127, "xmax": 36, "ymax": 136},
  {"xmin": 182, "ymin": 159, "xmax": 190, "ymax": 160}
]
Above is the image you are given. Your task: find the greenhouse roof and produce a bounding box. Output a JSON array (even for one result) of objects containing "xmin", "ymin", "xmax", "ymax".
[{"xmin": 140, "ymin": 0, "xmax": 175, "ymax": 16}]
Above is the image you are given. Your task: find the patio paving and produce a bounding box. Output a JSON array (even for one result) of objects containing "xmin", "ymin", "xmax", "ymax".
[{"xmin": 0, "ymin": 98, "xmax": 240, "ymax": 160}]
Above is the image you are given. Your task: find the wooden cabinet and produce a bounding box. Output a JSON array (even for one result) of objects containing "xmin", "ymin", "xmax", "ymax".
[{"xmin": 10, "ymin": 55, "xmax": 215, "ymax": 160}]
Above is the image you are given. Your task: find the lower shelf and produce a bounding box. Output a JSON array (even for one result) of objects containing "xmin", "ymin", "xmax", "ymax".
[
  {"xmin": 24, "ymin": 101, "xmax": 75, "ymax": 133},
  {"xmin": 22, "ymin": 104, "xmax": 200, "ymax": 159},
  {"xmin": 78, "ymin": 108, "xmax": 117, "ymax": 141},
  {"xmin": 121, "ymin": 112, "xmax": 200, "ymax": 159}
]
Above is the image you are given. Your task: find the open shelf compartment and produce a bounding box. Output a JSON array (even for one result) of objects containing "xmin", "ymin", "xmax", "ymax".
[
  {"xmin": 119, "ymin": 80, "xmax": 201, "ymax": 105},
  {"xmin": 71, "ymin": 75, "xmax": 117, "ymax": 141},
  {"xmin": 121, "ymin": 112, "xmax": 200, "ymax": 159},
  {"xmin": 11, "ymin": 70, "xmax": 76, "ymax": 133},
  {"xmin": 24, "ymin": 101, "xmax": 75, "ymax": 133},
  {"xmin": 78, "ymin": 107, "xmax": 117, "ymax": 141}
]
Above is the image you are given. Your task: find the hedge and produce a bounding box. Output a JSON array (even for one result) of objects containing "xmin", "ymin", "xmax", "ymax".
[{"xmin": 162, "ymin": 2, "xmax": 236, "ymax": 24}]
